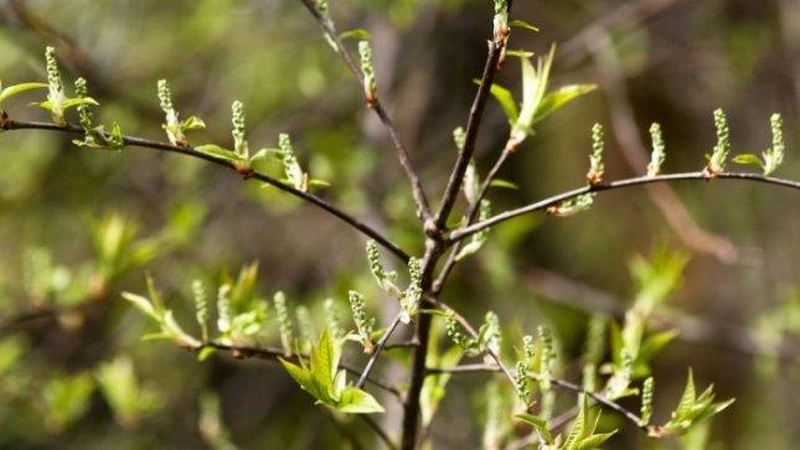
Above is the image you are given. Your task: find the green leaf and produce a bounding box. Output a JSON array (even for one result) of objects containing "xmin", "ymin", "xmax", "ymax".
[
  {"xmin": 339, "ymin": 28, "xmax": 371, "ymax": 41},
  {"xmin": 279, "ymin": 358, "xmax": 321, "ymax": 399},
  {"xmin": 195, "ymin": 144, "xmax": 240, "ymax": 161},
  {"xmin": 310, "ymin": 329, "xmax": 337, "ymax": 398},
  {"xmin": 509, "ymin": 19, "xmax": 539, "ymax": 33},
  {"xmin": 0, "ymin": 82, "xmax": 48, "ymax": 105},
  {"xmin": 337, "ymin": 386, "xmax": 385, "ymax": 414},
  {"xmin": 121, "ymin": 291, "xmax": 161, "ymax": 321},
  {"xmin": 181, "ymin": 115, "xmax": 206, "ymax": 130},
  {"xmin": 488, "ymin": 82, "xmax": 519, "ymax": 124},
  {"xmin": 533, "ymin": 84, "xmax": 596, "ymax": 124},
  {"xmin": 61, "ymin": 97, "xmax": 99, "ymax": 109},
  {"xmin": 574, "ymin": 431, "xmax": 618, "ymax": 450},
  {"xmin": 674, "ymin": 369, "xmax": 697, "ymax": 420},
  {"xmin": 637, "ymin": 329, "xmax": 679, "ymax": 365},
  {"xmin": 197, "ymin": 346, "xmax": 216, "ymax": 362},
  {"xmin": 489, "ymin": 179, "xmax": 519, "ymax": 190},
  {"xmin": 515, "ymin": 413, "xmax": 554, "ymax": 444},
  {"xmin": 732, "ymin": 153, "xmax": 763, "ymax": 167}
]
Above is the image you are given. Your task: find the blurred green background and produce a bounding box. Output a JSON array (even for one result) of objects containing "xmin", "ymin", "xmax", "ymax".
[{"xmin": 0, "ymin": 0, "xmax": 799, "ymax": 448}]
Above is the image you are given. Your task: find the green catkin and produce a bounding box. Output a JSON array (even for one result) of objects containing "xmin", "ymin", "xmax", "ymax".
[
  {"xmin": 74, "ymin": 78, "xmax": 93, "ymax": 130},
  {"xmin": 400, "ymin": 258, "xmax": 422, "ymax": 323},
  {"xmin": 641, "ymin": 376, "xmax": 655, "ymax": 425},
  {"xmin": 764, "ymin": 113, "xmax": 785, "ymax": 175},
  {"xmin": 274, "ymin": 291, "xmax": 293, "ymax": 355},
  {"xmin": 323, "ymin": 298, "xmax": 344, "ymax": 340},
  {"xmin": 587, "ymin": 123, "xmax": 604, "ymax": 185},
  {"xmin": 295, "ymin": 305, "xmax": 314, "ymax": 352},
  {"xmin": 216, "ymin": 284, "xmax": 232, "ymax": 334},
  {"xmin": 708, "ymin": 108, "xmax": 730, "ymax": 173},
  {"xmin": 348, "ymin": 290, "xmax": 375, "ymax": 353},
  {"xmin": 193, "ymin": 280, "xmax": 209, "ymax": 341},
  {"xmin": 647, "ymin": 123, "xmax": 665, "ymax": 176},
  {"xmin": 231, "ymin": 101, "xmax": 248, "ymax": 158}
]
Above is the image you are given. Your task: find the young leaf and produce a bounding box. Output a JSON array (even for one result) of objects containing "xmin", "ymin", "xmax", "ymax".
[
  {"xmin": 339, "ymin": 29, "xmax": 371, "ymax": 41},
  {"xmin": 533, "ymin": 84, "xmax": 596, "ymax": 124},
  {"xmin": 488, "ymin": 83, "xmax": 519, "ymax": 125},
  {"xmin": 732, "ymin": 153, "xmax": 763, "ymax": 168},
  {"xmin": 0, "ymin": 81, "xmax": 48, "ymax": 108},
  {"xmin": 509, "ymin": 19, "xmax": 539, "ymax": 33},
  {"xmin": 337, "ymin": 386, "xmax": 385, "ymax": 414},
  {"xmin": 515, "ymin": 413, "xmax": 554, "ymax": 444}
]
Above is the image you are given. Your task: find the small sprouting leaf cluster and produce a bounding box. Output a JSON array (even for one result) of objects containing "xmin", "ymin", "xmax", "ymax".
[
  {"xmin": 72, "ymin": 77, "xmax": 124, "ymax": 150},
  {"xmin": 365, "ymin": 240, "xmax": 422, "ymax": 323},
  {"xmin": 442, "ymin": 310, "xmax": 503, "ymax": 359},
  {"xmin": 517, "ymin": 395, "xmax": 617, "ymax": 450},
  {"xmin": 733, "ymin": 113, "xmax": 786, "ymax": 176},
  {"xmin": 547, "ymin": 193, "xmax": 596, "ymax": 217},
  {"xmin": 194, "ymin": 101, "xmax": 267, "ymax": 175},
  {"xmin": 649, "ymin": 370, "xmax": 734, "ymax": 437},
  {"xmin": 280, "ymin": 329, "xmax": 384, "ymax": 414},
  {"xmin": 122, "ymin": 276, "xmax": 201, "ymax": 349},
  {"xmin": 348, "ymin": 290, "xmax": 375, "ymax": 354},
  {"xmin": 36, "ymin": 47, "xmax": 98, "ymax": 126},
  {"xmin": 489, "ymin": 46, "xmax": 596, "ymax": 152},
  {"xmin": 157, "ymin": 79, "xmax": 205, "ymax": 147}
]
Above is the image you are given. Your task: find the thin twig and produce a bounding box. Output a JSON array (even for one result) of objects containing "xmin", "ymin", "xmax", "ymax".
[
  {"xmin": 297, "ymin": 0, "xmax": 433, "ymax": 223},
  {"xmin": 357, "ymin": 314, "xmax": 404, "ymax": 389},
  {"xmin": 433, "ymin": 41, "xmax": 504, "ymax": 231},
  {"xmin": 199, "ymin": 342, "xmax": 403, "ymax": 399},
  {"xmin": 1, "ymin": 119, "xmax": 410, "ymax": 262},
  {"xmin": 449, "ymin": 171, "xmax": 800, "ymax": 242},
  {"xmin": 433, "ymin": 138, "xmax": 515, "ymax": 293}
]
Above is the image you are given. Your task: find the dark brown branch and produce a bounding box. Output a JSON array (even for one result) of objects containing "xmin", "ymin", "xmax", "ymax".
[
  {"xmin": 357, "ymin": 314, "xmax": 404, "ymax": 389},
  {"xmin": 1, "ymin": 119, "xmax": 410, "ymax": 262},
  {"xmin": 433, "ymin": 134, "xmax": 515, "ymax": 294},
  {"xmin": 433, "ymin": 41, "xmax": 504, "ymax": 232},
  {"xmin": 298, "ymin": 0, "xmax": 433, "ymax": 223},
  {"xmin": 449, "ymin": 171, "xmax": 800, "ymax": 242}
]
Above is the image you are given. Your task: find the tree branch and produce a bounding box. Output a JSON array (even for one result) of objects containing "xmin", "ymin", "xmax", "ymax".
[
  {"xmin": 1, "ymin": 119, "xmax": 410, "ymax": 262},
  {"xmin": 297, "ymin": 0, "xmax": 433, "ymax": 223},
  {"xmin": 430, "ymin": 300, "xmax": 652, "ymax": 431},
  {"xmin": 433, "ymin": 41, "xmax": 504, "ymax": 232},
  {"xmin": 449, "ymin": 171, "xmax": 800, "ymax": 242},
  {"xmin": 357, "ymin": 314, "xmax": 404, "ymax": 389}
]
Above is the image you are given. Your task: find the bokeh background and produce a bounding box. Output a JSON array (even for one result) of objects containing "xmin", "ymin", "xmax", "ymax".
[{"xmin": 0, "ymin": 0, "xmax": 799, "ymax": 448}]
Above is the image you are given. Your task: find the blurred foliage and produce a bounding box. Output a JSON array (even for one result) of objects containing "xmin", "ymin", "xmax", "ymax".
[{"xmin": 0, "ymin": 0, "xmax": 799, "ymax": 449}]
